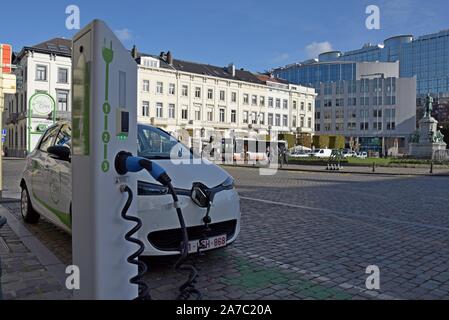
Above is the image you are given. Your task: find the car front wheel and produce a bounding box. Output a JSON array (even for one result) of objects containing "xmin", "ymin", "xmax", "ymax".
[{"xmin": 21, "ymin": 186, "xmax": 40, "ymax": 224}]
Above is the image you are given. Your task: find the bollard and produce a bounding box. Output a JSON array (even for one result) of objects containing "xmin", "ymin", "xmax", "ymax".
[
  {"xmin": 0, "ymin": 215, "xmax": 6, "ymax": 300},
  {"xmin": 372, "ymin": 162, "xmax": 376, "ymax": 173},
  {"xmin": 430, "ymin": 161, "xmax": 434, "ymax": 174}
]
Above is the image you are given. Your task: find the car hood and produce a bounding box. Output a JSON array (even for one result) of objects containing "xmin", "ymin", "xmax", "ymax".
[{"xmin": 136, "ymin": 158, "xmax": 230, "ymax": 190}]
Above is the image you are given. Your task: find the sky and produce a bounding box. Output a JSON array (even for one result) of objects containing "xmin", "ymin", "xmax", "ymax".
[{"xmin": 1, "ymin": 0, "xmax": 449, "ymax": 72}]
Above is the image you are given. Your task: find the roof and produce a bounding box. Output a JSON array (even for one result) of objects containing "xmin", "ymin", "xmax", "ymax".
[
  {"xmin": 14, "ymin": 38, "xmax": 72, "ymax": 62},
  {"xmin": 31, "ymin": 38, "xmax": 72, "ymax": 56},
  {"xmin": 137, "ymin": 52, "xmax": 265, "ymax": 85},
  {"xmin": 255, "ymin": 74, "xmax": 290, "ymax": 85}
]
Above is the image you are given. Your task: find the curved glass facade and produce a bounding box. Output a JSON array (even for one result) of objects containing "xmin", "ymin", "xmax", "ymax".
[{"xmin": 274, "ymin": 29, "xmax": 449, "ymax": 96}]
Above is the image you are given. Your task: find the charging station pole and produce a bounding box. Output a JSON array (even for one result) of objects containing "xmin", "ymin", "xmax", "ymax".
[{"xmin": 71, "ymin": 20, "xmax": 138, "ymax": 300}]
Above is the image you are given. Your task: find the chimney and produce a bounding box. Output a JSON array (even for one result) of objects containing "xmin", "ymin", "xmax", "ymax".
[
  {"xmin": 167, "ymin": 51, "xmax": 173, "ymax": 65},
  {"xmin": 131, "ymin": 45, "xmax": 138, "ymax": 59},
  {"xmin": 228, "ymin": 63, "xmax": 236, "ymax": 77}
]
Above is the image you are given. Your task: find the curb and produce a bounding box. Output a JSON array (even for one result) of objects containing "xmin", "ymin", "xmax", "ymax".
[{"xmin": 221, "ymin": 164, "xmax": 449, "ymax": 177}]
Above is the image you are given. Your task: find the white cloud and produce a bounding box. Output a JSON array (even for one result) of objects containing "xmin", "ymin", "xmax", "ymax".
[
  {"xmin": 114, "ymin": 28, "xmax": 133, "ymax": 41},
  {"xmin": 305, "ymin": 41, "xmax": 333, "ymax": 59}
]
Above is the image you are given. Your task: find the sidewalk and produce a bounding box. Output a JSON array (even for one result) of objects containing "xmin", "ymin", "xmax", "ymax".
[
  {"xmin": 0, "ymin": 204, "xmax": 72, "ymax": 300},
  {"xmin": 222, "ymin": 162, "xmax": 449, "ymax": 176}
]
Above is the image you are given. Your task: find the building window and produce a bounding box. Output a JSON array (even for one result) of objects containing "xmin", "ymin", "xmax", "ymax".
[
  {"xmin": 231, "ymin": 92, "xmax": 237, "ymax": 103},
  {"xmin": 315, "ymin": 123, "xmax": 321, "ymax": 131},
  {"xmin": 58, "ymin": 68, "xmax": 68, "ymax": 83},
  {"xmin": 156, "ymin": 103, "xmax": 163, "ymax": 118},
  {"xmin": 268, "ymin": 97, "xmax": 274, "ymax": 108},
  {"xmin": 348, "ymin": 97, "xmax": 357, "ymax": 106},
  {"xmin": 283, "ymin": 99, "xmax": 288, "ymax": 109},
  {"xmin": 386, "ymin": 78, "xmax": 396, "ymax": 93},
  {"xmin": 219, "ymin": 109, "xmax": 225, "ymax": 122},
  {"xmin": 275, "ymin": 114, "xmax": 281, "ymax": 126},
  {"xmin": 36, "ymin": 65, "xmax": 47, "ymax": 81},
  {"xmin": 56, "ymin": 90, "xmax": 69, "ymax": 111},
  {"xmin": 292, "ymin": 115, "xmax": 297, "ymax": 127},
  {"xmin": 182, "ymin": 85, "xmax": 188, "ymax": 97},
  {"xmin": 385, "ymin": 96, "xmax": 396, "ymax": 105},
  {"xmin": 220, "ymin": 90, "xmax": 226, "ymax": 102},
  {"xmin": 168, "ymin": 104, "xmax": 175, "ymax": 119},
  {"xmin": 300, "ymin": 102, "xmax": 305, "ymax": 110},
  {"xmin": 335, "ymin": 99, "xmax": 344, "ymax": 107},
  {"xmin": 387, "ymin": 122, "xmax": 396, "ymax": 130},
  {"xmin": 195, "ymin": 108, "xmax": 201, "ymax": 121},
  {"xmin": 293, "ymin": 100, "xmax": 297, "ymax": 109},
  {"xmin": 156, "ymin": 82, "xmax": 163, "ymax": 94},
  {"xmin": 282, "ymin": 115, "xmax": 288, "ymax": 127},
  {"xmin": 243, "ymin": 94, "xmax": 249, "ymax": 104},
  {"xmin": 207, "ymin": 108, "xmax": 213, "ymax": 122},
  {"xmin": 315, "ymin": 111, "xmax": 321, "ymax": 119},
  {"xmin": 300, "ymin": 117, "xmax": 304, "ymax": 127},
  {"xmin": 324, "ymin": 123, "xmax": 331, "ymax": 131},
  {"xmin": 360, "ymin": 122, "xmax": 369, "ymax": 131},
  {"xmin": 195, "ymin": 87, "xmax": 201, "ymax": 99},
  {"xmin": 275, "ymin": 99, "xmax": 281, "ymax": 109},
  {"xmin": 336, "ymin": 122, "xmax": 344, "ymax": 131},
  {"xmin": 260, "ymin": 96, "xmax": 265, "ymax": 107},
  {"xmin": 373, "ymin": 96, "xmax": 383, "ymax": 106},
  {"xmin": 142, "ymin": 80, "xmax": 149, "ymax": 92},
  {"xmin": 268, "ymin": 113, "xmax": 273, "ymax": 126},
  {"xmin": 324, "ymin": 99, "xmax": 332, "ymax": 107},
  {"xmin": 373, "ymin": 122, "xmax": 382, "ymax": 131},
  {"xmin": 252, "ymin": 95, "xmax": 257, "ymax": 106},
  {"xmin": 243, "ymin": 111, "xmax": 249, "ymax": 124},
  {"xmin": 207, "ymin": 89, "xmax": 213, "ymax": 100},
  {"xmin": 169, "ymin": 83, "xmax": 176, "ymax": 95},
  {"xmin": 307, "ymin": 117, "xmax": 312, "ymax": 128},
  {"xmin": 373, "ymin": 109, "xmax": 382, "ymax": 118},
  {"xmin": 251, "ymin": 112, "xmax": 257, "ymax": 124},
  {"xmin": 231, "ymin": 110, "xmax": 236, "ymax": 123},
  {"xmin": 259, "ymin": 112, "xmax": 265, "ymax": 125},
  {"xmin": 142, "ymin": 101, "xmax": 149, "ymax": 117},
  {"xmin": 181, "ymin": 107, "xmax": 188, "ymax": 120}
]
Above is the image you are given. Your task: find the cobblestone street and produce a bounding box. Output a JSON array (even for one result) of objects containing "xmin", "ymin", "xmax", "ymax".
[{"xmin": 1, "ymin": 163, "xmax": 449, "ymax": 299}]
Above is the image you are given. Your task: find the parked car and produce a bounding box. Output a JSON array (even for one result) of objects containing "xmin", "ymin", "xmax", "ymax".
[
  {"xmin": 310, "ymin": 149, "xmax": 333, "ymax": 158},
  {"xmin": 356, "ymin": 151, "xmax": 368, "ymax": 159},
  {"xmin": 342, "ymin": 149, "xmax": 357, "ymax": 158},
  {"xmin": 20, "ymin": 121, "xmax": 241, "ymax": 256},
  {"xmin": 290, "ymin": 150, "xmax": 312, "ymax": 158}
]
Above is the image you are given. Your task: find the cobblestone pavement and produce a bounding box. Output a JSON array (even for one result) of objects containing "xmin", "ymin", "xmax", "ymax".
[
  {"xmin": 2, "ymin": 166, "xmax": 449, "ymax": 300},
  {"xmin": 0, "ymin": 222, "xmax": 70, "ymax": 300}
]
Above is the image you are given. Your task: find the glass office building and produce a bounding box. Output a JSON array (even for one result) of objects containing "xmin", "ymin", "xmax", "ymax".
[{"xmin": 274, "ymin": 29, "xmax": 449, "ymax": 97}]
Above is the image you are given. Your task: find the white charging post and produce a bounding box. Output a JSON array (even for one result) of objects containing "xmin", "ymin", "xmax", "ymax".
[{"xmin": 71, "ymin": 20, "xmax": 138, "ymax": 299}]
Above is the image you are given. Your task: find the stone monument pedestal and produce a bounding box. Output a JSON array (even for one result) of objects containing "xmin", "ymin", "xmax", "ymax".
[{"xmin": 409, "ymin": 116, "xmax": 447, "ymax": 159}]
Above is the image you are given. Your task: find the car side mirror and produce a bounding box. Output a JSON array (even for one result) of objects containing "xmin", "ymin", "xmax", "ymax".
[{"xmin": 47, "ymin": 145, "xmax": 71, "ymax": 162}]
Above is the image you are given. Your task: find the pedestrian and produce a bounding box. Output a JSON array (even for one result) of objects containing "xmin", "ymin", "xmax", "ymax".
[{"xmin": 266, "ymin": 146, "xmax": 270, "ymax": 164}]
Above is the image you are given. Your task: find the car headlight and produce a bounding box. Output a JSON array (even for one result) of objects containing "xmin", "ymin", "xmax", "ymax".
[
  {"xmin": 138, "ymin": 181, "xmax": 168, "ymax": 196},
  {"xmin": 220, "ymin": 176, "xmax": 235, "ymax": 190}
]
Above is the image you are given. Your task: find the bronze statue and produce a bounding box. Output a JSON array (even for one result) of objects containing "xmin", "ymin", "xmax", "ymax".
[{"xmin": 424, "ymin": 93, "xmax": 433, "ymax": 117}]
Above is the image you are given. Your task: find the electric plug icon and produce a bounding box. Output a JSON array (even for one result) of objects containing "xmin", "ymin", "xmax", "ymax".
[{"xmin": 102, "ymin": 40, "xmax": 114, "ymax": 64}]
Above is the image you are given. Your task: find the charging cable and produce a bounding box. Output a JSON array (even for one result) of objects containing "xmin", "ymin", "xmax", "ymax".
[{"xmin": 115, "ymin": 152, "xmax": 201, "ymax": 300}]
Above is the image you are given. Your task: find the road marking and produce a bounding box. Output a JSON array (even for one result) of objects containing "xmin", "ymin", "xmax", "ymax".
[{"xmin": 240, "ymin": 196, "xmax": 449, "ymax": 232}]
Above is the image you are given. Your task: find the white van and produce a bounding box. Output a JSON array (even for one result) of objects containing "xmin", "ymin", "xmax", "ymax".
[{"xmin": 310, "ymin": 149, "xmax": 333, "ymax": 158}]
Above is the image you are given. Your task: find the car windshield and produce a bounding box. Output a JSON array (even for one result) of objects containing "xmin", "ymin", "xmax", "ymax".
[{"xmin": 137, "ymin": 125, "xmax": 191, "ymax": 160}]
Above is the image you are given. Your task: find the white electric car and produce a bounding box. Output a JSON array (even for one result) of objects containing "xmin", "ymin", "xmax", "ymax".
[{"xmin": 20, "ymin": 121, "xmax": 241, "ymax": 256}]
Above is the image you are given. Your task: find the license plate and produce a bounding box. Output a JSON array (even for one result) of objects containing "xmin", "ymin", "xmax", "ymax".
[{"xmin": 188, "ymin": 234, "xmax": 227, "ymax": 253}]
